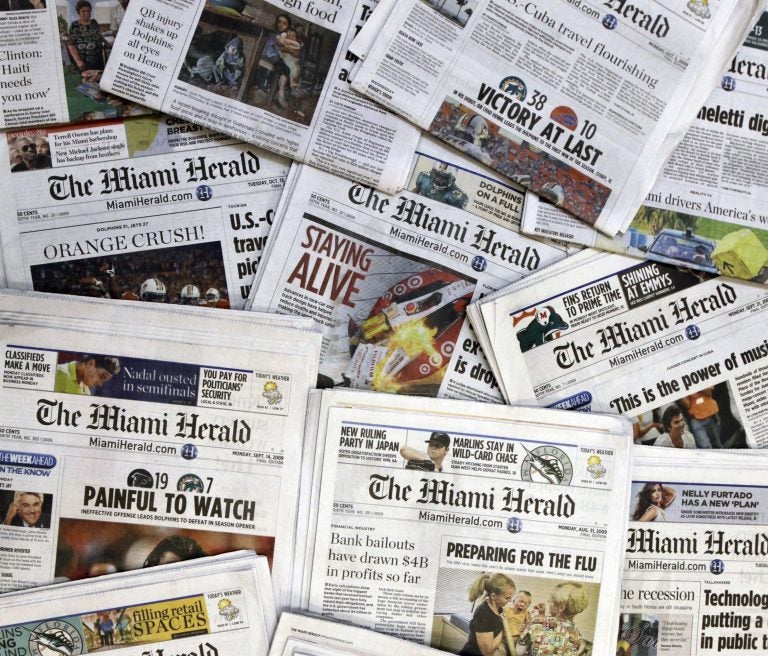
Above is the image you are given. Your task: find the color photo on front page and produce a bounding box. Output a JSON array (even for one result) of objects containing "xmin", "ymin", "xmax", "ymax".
[
  {"xmin": 30, "ymin": 241, "xmax": 231, "ymax": 307},
  {"xmin": 179, "ymin": 0, "xmax": 341, "ymax": 126},
  {"xmin": 286, "ymin": 213, "xmax": 477, "ymax": 396}
]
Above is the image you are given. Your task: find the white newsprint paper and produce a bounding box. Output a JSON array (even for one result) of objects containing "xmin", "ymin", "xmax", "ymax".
[
  {"xmin": 0, "ymin": 553, "xmax": 276, "ymax": 656},
  {"xmin": 0, "ymin": 0, "xmax": 151, "ymax": 130},
  {"xmin": 270, "ymin": 612, "xmax": 449, "ymax": 656},
  {"xmin": 619, "ymin": 448, "xmax": 768, "ymax": 656},
  {"xmin": 99, "ymin": 0, "xmax": 420, "ymax": 192},
  {"xmin": 522, "ymin": 13, "xmax": 768, "ymax": 283},
  {"xmin": 295, "ymin": 389, "xmax": 631, "ymax": 656},
  {"xmin": 349, "ymin": 0, "xmax": 764, "ymax": 235},
  {"xmin": 248, "ymin": 160, "xmax": 570, "ymax": 402},
  {"xmin": 0, "ymin": 115, "xmax": 289, "ymax": 310},
  {"xmin": 0, "ymin": 292, "xmax": 319, "ymax": 613},
  {"xmin": 468, "ymin": 249, "xmax": 768, "ymax": 449}
]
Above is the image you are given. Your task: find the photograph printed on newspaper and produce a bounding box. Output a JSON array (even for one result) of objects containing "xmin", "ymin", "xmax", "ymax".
[
  {"xmin": 298, "ymin": 390, "xmax": 631, "ymax": 656},
  {"xmin": 349, "ymin": 0, "xmax": 763, "ymax": 235},
  {"xmin": 0, "ymin": 114, "xmax": 289, "ymax": 310},
  {"xmin": 99, "ymin": 0, "xmax": 420, "ymax": 192},
  {"xmin": 248, "ymin": 159, "xmax": 569, "ymax": 402},
  {"xmin": 0, "ymin": 0, "xmax": 150, "ymax": 129},
  {"xmin": 468, "ymin": 250, "xmax": 768, "ymax": 448}
]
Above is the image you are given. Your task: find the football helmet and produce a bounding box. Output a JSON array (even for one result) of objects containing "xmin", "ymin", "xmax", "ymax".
[
  {"xmin": 180, "ymin": 284, "xmax": 201, "ymax": 304},
  {"xmin": 454, "ymin": 113, "xmax": 490, "ymax": 147},
  {"xmin": 140, "ymin": 278, "xmax": 167, "ymax": 302},
  {"xmin": 205, "ymin": 287, "xmax": 221, "ymax": 303},
  {"xmin": 428, "ymin": 163, "xmax": 455, "ymax": 190}
]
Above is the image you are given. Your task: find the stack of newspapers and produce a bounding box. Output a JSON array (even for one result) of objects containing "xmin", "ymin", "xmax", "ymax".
[{"xmin": 2, "ymin": 0, "xmax": 768, "ymax": 655}]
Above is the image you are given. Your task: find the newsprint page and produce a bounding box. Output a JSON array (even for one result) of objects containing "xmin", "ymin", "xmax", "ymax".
[
  {"xmin": 269, "ymin": 612, "xmax": 448, "ymax": 656},
  {"xmin": 0, "ymin": 0, "xmax": 151, "ymax": 129},
  {"xmin": 297, "ymin": 390, "xmax": 632, "ymax": 656},
  {"xmin": 247, "ymin": 160, "xmax": 569, "ymax": 402},
  {"xmin": 522, "ymin": 12, "xmax": 768, "ymax": 284},
  {"xmin": 100, "ymin": 0, "xmax": 420, "ymax": 192},
  {"xmin": 620, "ymin": 448, "xmax": 768, "ymax": 656},
  {"xmin": 349, "ymin": 0, "xmax": 763, "ymax": 235},
  {"xmin": 0, "ymin": 295, "xmax": 319, "ymax": 613},
  {"xmin": 0, "ymin": 553, "xmax": 277, "ymax": 656},
  {"xmin": 0, "ymin": 114, "xmax": 288, "ymax": 309},
  {"xmin": 468, "ymin": 250, "xmax": 768, "ymax": 448}
]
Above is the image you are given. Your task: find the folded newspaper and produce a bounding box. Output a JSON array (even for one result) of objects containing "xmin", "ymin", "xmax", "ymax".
[
  {"xmin": 269, "ymin": 612, "xmax": 449, "ymax": 656},
  {"xmin": 247, "ymin": 149, "xmax": 571, "ymax": 402},
  {"xmin": 619, "ymin": 447, "xmax": 768, "ymax": 656},
  {"xmin": 348, "ymin": 0, "xmax": 764, "ymax": 235},
  {"xmin": 1, "ymin": 115, "xmax": 289, "ymax": 310},
  {"xmin": 522, "ymin": 12, "xmax": 768, "ymax": 283},
  {"xmin": 0, "ymin": 291, "xmax": 320, "ymax": 613},
  {"xmin": 468, "ymin": 249, "xmax": 768, "ymax": 449},
  {"xmin": 99, "ymin": 0, "xmax": 420, "ymax": 192},
  {"xmin": 0, "ymin": 552, "xmax": 276, "ymax": 656},
  {"xmin": 0, "ymin": 0, "xmax": 150, "ymax": 129},
  {"xmin": 294, "ymin": 389, "xmax": 632, "ymax": 656}
]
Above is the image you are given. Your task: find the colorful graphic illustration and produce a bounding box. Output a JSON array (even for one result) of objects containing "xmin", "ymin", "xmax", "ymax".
[
  {"xmin": 500, "ymin": 76, "xmax": 527, "ymax": 101},
  {"xmin": 513, "ymin": 306, "xmax": 569, "ymax": 352},
  {"xmin": 217, "ymin": 598, "xmax": 240, "ymax": 621},
  {"xmin": 586, "ymin": 454, "xmax": 606, "ymax": 479},
  {"xmin": 550, "ymin": 106, "xmax": 578, "ymax": 130},
  {"xmin": 290, "ymin": 214, "xmax": 477, "ymax": 396},
  {"xmin": 262, "ymin": 380, "xmax": 283, "ymax": 405},
  {"xmin": 344, "ymin": 267, "xmax": 474, "ymax": 395},
  {"xmin": 687, "ymin": 0, "xmax": 710, "ymax": 19}
]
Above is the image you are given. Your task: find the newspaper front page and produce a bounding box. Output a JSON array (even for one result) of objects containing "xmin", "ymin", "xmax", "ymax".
[
  {"xmin": 0, "ymin": 115, "xmax": 289, "ymax": 310},
  {"xmin": 522, "ymin": 13, "xmax": 768, "ymax": 283},
  {"xmin": 349, "ymin": 0, "xmax": 763, "ymax": 235},
  {"xmin": 0, "ymin": 294, "xmax": 319, "ymax": 612},
  {"xmin": 469, "ymin": 249, "xmax": 768, "ymax": 449},
  {"xmin": 247, "ymin": 159, "xmax": 570, "ymax": 402},
  {"xmin": 619, "ymin": 448, "xmax": 768, "ymax": 656},
  {"xmin": 0, "ymin": 553, "xmax": 276, "ymax": 656},
  {"xmin": 0, "ymin": 0, "xmax": 150, "ymax": 130},
  {"xmin": 99, "ymin": 0, "xmax": 420, "ymax": 192},
  {"xmin": 298, "ymin": 390, "xmax": 631, "ymax": 655}
]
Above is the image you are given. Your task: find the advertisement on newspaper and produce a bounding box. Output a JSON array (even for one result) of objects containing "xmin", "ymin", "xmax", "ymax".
[
  {"xmin": 0, "ymin": 556, "xmax": 275, "ymax": 656},
  {"xmin": 619, "ymin": 450, "xmax": 768, "ymax": 656},
  {"xmin": 522, "ymin": 13, "xmax": 768, "ymax": 284},
  {"xmin": 304, "ymin": 401, "xmax": 629, "ymax": 655},
  {"xmin": 349, "ymin": 0, "xmax": 762, "ymax": 234},
  {"xmin": 0, "ymin": 0, "xmax": 149, "ymax": 130},
  {"xmin": 100, "ymin": 0, "xmax": 419, "ymax": 191},
  {"xmin": 0, "ymin": 115, "xmax": 289, "ymax": 309},
  {"xmin": 474, "ymin": 251, "xmax": 768, "ymax": 448},
  {"xmin": 0, "ymin": 319, "xmax": 303, "ymax": 597},
  {"xmin": 248, "ymin": 162, "xmax": 569, "ymax": 402}
]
